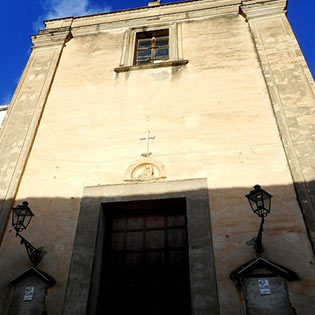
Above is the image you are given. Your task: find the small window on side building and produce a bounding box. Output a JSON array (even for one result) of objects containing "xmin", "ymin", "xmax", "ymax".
[{"xmin": 135, "ymin": 29, "xmax": 169, "ymax": 65}]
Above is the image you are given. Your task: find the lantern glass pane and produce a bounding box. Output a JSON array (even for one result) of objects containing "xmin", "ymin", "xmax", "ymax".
[
  {"xmin": 16, "ymin": 208, "xmax": 25, "ymax": 217},
  {"xmin": 251, "ymin": 192, "xmax": 262, "ymax": 213},
  {"xmin": 249, "ymin": 191, "xmax": 261, "ymax": 202},
  {"xmin": 24, "ymin": 215, "xmax": 33, "ymax": 229},
  {"xmin": 19, "ymin": 210, "xmax": 26, "ymax": 221},
  {"xmin": 246, "ymin": 186, "xmax": 272, "ymax": 218},
  {"xmin": 12, "ymin": 211, "xmax": 18, "ymax": 227},
  {"xmin": 12, "ymin": 203, "xmax": 34, "ymax": 231},
  {"xmin": 248, "ymin": 199, "xmax": 258, "ymax": 212},
  {"xmin": 13, "ymin": 209, "xmax": 25, "ymax": 229}
]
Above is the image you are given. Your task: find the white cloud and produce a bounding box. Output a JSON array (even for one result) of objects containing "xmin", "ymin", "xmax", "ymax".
[
  {"xmin": 34, "ymin": 0, "xmax": 111, "ymax": 30},
  {"xmin": 45, "ymin": 0, "xmax": 111, "ymax": 19}
]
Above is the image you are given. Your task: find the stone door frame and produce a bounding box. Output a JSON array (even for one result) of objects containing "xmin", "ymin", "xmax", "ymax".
[{"xmin": 62, "ymin": 178, "xmax": 220, "ymax": 315}]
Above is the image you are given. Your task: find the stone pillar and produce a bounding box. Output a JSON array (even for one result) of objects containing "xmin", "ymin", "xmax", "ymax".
[
  {"xmin": 240, "ymin": 0, "xmax": 315, "ymax": 254},
  {"xmin": 0, "ymin": 23, "xmax": 73, "ymax": 241}
]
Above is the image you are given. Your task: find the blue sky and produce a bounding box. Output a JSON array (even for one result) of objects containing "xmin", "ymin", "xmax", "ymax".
[{"xmin": 0, "ymin": 0, "xmax": 314, "ymax": 105}]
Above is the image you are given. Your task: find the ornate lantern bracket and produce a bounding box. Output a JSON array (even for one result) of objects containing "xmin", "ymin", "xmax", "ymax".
[
  {"xmin": 12, "ymin": 202, "xmax": 44, "ymax": 266},
  {"xmin": 245, "ymin": 185, "xmax": 273, "ymax": 256}
]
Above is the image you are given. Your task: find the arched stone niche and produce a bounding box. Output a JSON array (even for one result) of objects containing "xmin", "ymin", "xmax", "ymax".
[
  {"xmin": 230, "ymin": 257, "xmax": 299, "ymax": 315},
  {"xmin": 125, "ymin": 156, "xmax": 166, "ymax": 182}
]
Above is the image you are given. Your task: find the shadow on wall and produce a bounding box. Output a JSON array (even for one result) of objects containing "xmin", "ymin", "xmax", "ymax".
[{"xmin": 0, "ymin": 181, "xmax": 314, "ymax": 315}]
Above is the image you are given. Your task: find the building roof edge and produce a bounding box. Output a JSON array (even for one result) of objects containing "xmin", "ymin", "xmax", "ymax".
[{"xmin": 43, "ymin": 0, "xmax": 227, "ymax": 23}]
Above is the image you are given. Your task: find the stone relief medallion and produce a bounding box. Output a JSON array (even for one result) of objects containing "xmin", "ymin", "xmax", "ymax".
[
  {"xmin": 132, "ymin": 163, "xmax": 159, "ymax": 181},
  {"xmin": 125, "ymin": 157, "xmax": 166, "ymax": 182}
]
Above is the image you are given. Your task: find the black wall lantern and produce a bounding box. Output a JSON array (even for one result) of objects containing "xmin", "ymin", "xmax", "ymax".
[
  {"xmin": 12, "ymin": 201, "xmax": 34, "ymax": 233},
  {"xmin": 12, "ymin": 202, "xmax": 43, "ymax": 266},
  {"xmin": 245, "ymin": 185, "xmax": 273, "ymax": 256}
]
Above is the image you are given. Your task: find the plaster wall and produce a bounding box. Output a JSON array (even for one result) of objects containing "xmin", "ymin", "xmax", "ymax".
[{"xmin": 0, "ymin": 2, "xmax": 314, "ymax": 315}]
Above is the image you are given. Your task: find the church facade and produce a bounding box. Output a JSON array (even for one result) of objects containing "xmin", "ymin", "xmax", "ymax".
[{"xmin": 1, "ymin": 1, "xmax": 315, "ymax": 314}]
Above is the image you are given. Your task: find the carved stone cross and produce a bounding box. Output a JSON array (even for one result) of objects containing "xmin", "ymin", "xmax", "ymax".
[{"xmin": 140, "ymin": 130, "xmax": 155, "ymax": 157}]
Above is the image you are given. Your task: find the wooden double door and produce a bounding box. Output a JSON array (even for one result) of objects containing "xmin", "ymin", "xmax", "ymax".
[{"xmin": 97, "ymin": 201, "xmax": 191, "ymax": 315}]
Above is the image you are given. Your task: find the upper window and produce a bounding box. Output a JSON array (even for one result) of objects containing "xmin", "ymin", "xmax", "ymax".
[
  {"xmin": 114, "ymin": 24, "xmax": 187, "ymax": 73},
  {"xmin": 135, "ymin": 29, "xmax": 169, "ymax": 65}
]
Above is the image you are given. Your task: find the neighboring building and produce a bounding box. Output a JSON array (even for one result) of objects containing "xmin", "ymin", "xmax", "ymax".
[
  {"xmin": 0, "ymin": 1, "xmax": 315, "ymax": 315},
  {"xmin": 0, "ymin": 106, "xmax": 8, "ymax": 129}
]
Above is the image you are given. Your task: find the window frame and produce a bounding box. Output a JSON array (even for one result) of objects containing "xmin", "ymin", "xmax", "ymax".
[
  {"xmin": 134, "ymin": 29, "xmax": 170, "ymax": 65},
  {"xmin": 115, "ymin": 23, "xmax": 188, "ymax": 72}
]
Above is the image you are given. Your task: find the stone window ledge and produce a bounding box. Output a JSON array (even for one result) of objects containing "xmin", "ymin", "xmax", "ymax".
[{"xmin": 114, "ymin": 59, "xmax": 188, "ymax": 73}]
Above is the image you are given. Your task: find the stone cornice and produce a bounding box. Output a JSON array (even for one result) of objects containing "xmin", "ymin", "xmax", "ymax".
[
  {"xmin": 240, "ymin": 0, "xmax": 287, "ymax": 20},
  {"xmin": 31, "ymin": 27, "xmax": 73, "ymax": 49},
  {"xmin": 45, "ymin": 0, "xmax": 241, "ymax": 37},
  {"xmin": 32, "ymin": 1, "xmax": 288, "ymax": 38},
  {"xmin": 45, "ymin": 0, "xmax": 239, "ymax": 27},
  {"xmin": 70, "ymin": 4, "xmax": 240, "ymax": 37}
]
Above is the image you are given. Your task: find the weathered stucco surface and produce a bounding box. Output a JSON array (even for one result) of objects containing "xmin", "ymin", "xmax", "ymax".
[
  {"xmin": 242, "ymin": 0, "xmax": 315, "ymax": 254},
  {"xmin": 244, "ymin": 276, "xmax": 296, "ymax": 315},
  {"xmin": 0, "ymin": 28, "xmax": 71, "ymax": 244},
  {"xmin": 0, "ymin": 1, "xmax": 315, "ymax": 315},
  {"xmin": 8, "ymin": 276, "xmax": 48, "ymax": 315}
]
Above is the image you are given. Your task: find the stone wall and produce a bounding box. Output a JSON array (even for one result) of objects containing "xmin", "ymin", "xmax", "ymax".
[
  {"xmin": 0, "ymin": 1, "xmax": 314, "ymax": 315},
  {"xmin": 242, "ymin": 0, "xmax": 315, "ymax": 254}
]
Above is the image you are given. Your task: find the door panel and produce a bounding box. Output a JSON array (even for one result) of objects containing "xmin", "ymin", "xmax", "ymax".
[{"xmin": 97, "ymin": 207, "xmax": 191, "ymax": 315}]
